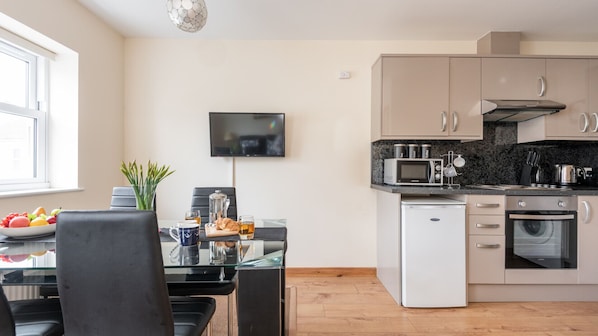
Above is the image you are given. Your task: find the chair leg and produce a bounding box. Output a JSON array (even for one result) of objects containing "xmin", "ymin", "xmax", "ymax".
[{"xmin": 227, "ymin": 291, "xmax": 235, "ymax": 336}]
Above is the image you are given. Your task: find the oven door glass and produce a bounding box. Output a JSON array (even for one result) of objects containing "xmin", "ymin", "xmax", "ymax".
[{"xmin": 505, "ymin": 212, "xmax": 577, "ymax": 269}]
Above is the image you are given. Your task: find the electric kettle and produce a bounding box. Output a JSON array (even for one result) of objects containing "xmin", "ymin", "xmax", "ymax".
[
  {"xmin": 208, "ymin": 190, "xmax": 230, "ymax": 223},
  {"xmin": 554, "ymin": 164, "xmax": 584, "ymax": 185}
]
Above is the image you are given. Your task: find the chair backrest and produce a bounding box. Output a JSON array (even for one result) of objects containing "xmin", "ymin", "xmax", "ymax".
[
  {"xmin": 56, "ymin": 210, "xmax": 174, "ymax": 336},
  {"xmin": 0, "ymin": 284, "xmax": 16, "ymax": 336},
  {"xmin": 110, "ymin": 186, "xmax": 157, "ymax": 210},
  {"xmin": 190, "ymin": 187, "xmax": 237, "ymax": 224},
  {"xmin": 109, "ymin": 186, "xmax": 137, "ymax": 210}
]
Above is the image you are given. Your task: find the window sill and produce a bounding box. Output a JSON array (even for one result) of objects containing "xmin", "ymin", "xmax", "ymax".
[{"xmin": 0, "ymin": 187, "xmax": 83, "ymax": 199}]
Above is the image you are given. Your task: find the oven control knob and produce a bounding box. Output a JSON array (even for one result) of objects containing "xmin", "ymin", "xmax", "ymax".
[
  {"xmin": 558, "ymin": 200, "xmax": 566, "ymax": 208},
  {"xmin": 518, "ymin": 200, "xmax": 526, "ymax": 208},
  {"xmin": 435, "ymin": 165, "xmax": 441, "ymax": 171},
  {"xmin": 435, "ymin": 173, "xmax": 441, "ymax": 180}
]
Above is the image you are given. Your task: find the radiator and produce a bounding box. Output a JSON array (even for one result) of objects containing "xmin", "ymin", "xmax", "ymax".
[{"xmin": 2, "ymin": 286, "xmax": 40, "ymax": 300}]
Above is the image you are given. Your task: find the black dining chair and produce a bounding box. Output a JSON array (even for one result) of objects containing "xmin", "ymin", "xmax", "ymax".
[
  {"xmin": 178, "ymin": 186, "xmax": 238, "ymax": 336},
  {"xmin": 190, "ymin": 187, "xmax": 237, "ymax": 224},
  {"xmin": 0, "ymin": 283, "xmax": 64, "ymax": 336},
  {"xmin": 110, "ymin": 186, "xmax": 141, "ymax": 210},
  {"xmin": 56, "ymin": 210, "xmax": 216, "ymax": 336},
  {"xmin": 39, "ymin": 186, "xmax": 155, "ymax": 299}
]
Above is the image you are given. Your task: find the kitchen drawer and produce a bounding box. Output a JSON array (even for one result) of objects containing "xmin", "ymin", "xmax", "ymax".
[
  {"xmin": 468, "ymin": 215, "xmax": 504, "ymax": 235},
  {"xmin": 467, "ymin": 195, "xmax": 505, "ymax": 215},
  {"xmin": 468, "ymin": 235, "xmax": 505, "ymax": 284}
]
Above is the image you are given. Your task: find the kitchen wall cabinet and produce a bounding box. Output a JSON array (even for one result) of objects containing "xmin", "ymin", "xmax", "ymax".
[
  {"xmin": 481, "ymin": 58, "xmax": 546, "ymax": 100},
  {"xmin": 518, "ymin": 58, "xmax": 597, "ymax": 142},
  {"xmin": 449, "ymin": 58, "xmax": 483, "ymax": 139},
  {"xmin": 467, "ymin": 195, "xmax": 505, "ymax": 284},
  {"xmin": 578, "ymin": 196, "xmax": 598, "ymax": 284},
  {"xmin": 371, "ymin": 56, "xmax": 482, "ymax": 141},
  {"xmin": 589, "ymin": 59, "xmax": 598, "ymax": 131}
]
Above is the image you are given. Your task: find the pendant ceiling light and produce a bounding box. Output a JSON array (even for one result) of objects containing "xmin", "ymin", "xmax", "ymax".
[{"xmin": 166, "ymin": 0, "xmax": 208, "ymax": 33}]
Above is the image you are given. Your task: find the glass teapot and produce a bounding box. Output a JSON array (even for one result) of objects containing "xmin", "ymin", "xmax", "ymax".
[{"xmin": 208, "ymin": 189, "xmax": 230, "ymax": 223}]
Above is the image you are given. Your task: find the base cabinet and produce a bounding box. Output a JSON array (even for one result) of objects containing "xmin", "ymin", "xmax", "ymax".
[
  {"xmin": 375, "ymin": 191, "xmax": 401, "ymax": 304},
  {"xmin": 578, "ymin": 196, "xmax": 598, "ymax": 284},
  {"xmin": 469, "ymin": 235, "xmax": 505, "ymax": 284},
  {"xmin": 467, "ymin": 195, "xmax": 505, "ymax": 284}
]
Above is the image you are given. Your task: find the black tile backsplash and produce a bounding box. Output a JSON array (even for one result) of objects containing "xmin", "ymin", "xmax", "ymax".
[{"xmin": 372, "ymin": 123, "xmax": 598, "ymax": 186}]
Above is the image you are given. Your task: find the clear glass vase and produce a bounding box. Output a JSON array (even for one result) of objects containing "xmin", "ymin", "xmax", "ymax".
[{"xmin": 132, "ymin": 184, "xmax": 156, "ymax": 211}]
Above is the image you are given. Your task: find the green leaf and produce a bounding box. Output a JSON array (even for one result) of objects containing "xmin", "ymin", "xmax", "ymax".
[{"xmin": 120, "ymin": 160, "xmax": 175, "ymax": 210}]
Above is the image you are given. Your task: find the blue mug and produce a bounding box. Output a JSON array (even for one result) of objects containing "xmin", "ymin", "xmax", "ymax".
[{"xmin": 169, "ymin": 222, "xmax": 200, "ymax": 246}]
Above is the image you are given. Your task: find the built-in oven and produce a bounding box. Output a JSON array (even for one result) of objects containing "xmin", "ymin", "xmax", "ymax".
[{"xmin": 505, "ymin": 196, "xmax": 577, "ymax": 269}]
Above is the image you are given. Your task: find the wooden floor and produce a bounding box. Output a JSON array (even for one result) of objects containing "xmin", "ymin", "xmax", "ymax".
[{"xmin": 285, "ymin": 273, "xmax": 598, "ymax": 336}]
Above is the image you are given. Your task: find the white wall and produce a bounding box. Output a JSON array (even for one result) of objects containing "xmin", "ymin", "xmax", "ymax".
[
  {"xmin": 0, "ymin": 1, "xmax": 124, "ymax": 211},
  {"xmin": 123, "ymin": 39, "xmax": 479, "ymax": 267}
]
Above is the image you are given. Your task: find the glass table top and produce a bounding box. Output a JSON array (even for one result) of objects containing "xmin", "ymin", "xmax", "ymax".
[{"xmin": 0, "ymin": 219, "xmax": 286, "ymax": 285}]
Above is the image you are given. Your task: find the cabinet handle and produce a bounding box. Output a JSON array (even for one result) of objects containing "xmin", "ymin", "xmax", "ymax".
[
  {"xmin": 583, "ymin": 200, "xmax": 591, "ymax": 224},
  {"xmin": 592, "ymin": 113, "xmax": 598, "ymax": 133},
  {"xmin": 452, "ymin": 111, "xmax": 458, "ymax": 132},
  {"xmin": 441, "ymin": 111, "xmax": 447, "ymax": 132},
  {"xmin": 537, "ymin": 76, "xmax": 546, "ymax": 97},
  {"xmin": 475, "ymin": 203, "xmax": 500, "ymax": 208},
  {"xmin": 476, "ymin": 243, "xmax": 500, "ymax": 249},
  {"xmin": 580, "ymin": 113, "xmax": 589, "ymax": 133},
  {"xmin": 476, "ymin": 223, "xmax": 500, "ymax": 229}
]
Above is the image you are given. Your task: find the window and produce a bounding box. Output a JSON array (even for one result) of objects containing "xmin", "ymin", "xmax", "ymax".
[{"xmin": 0, "ymin": 40, "xmax": 48, "ymax": 191}]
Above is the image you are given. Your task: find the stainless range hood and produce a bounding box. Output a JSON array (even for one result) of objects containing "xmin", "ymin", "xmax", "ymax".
[{"xmin": 482, "ymin": 99, "xmax": 566, "ymax": 122}]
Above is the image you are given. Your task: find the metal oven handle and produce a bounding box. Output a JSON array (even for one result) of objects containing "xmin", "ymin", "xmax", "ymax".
[
  {"xmin": 508, "ymin": 214, "xmax": 575, "ymax": 220},
  {"xmin": 476, "ymin": 243, "xmax": 500, "ymax": 249}
]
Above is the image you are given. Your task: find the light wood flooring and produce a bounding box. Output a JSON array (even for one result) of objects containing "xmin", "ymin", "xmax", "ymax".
[{"xmin": 285, "ymin": 269, "xmax": 598, "ymax": 336}]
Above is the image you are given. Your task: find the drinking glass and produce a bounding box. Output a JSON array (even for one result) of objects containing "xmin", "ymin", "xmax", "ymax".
[
  {"xmin": 238, "ymin": 215, "xmax": 255, "ymax": 240},
  {"xmin": 185, "ymin": 209, "xmax": 201, "ymax": 225}
]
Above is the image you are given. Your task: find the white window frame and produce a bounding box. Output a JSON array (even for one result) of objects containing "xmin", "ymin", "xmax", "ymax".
[{"xmin": 0, "ymin": 40, "xmax": 49, "ymax": 191}]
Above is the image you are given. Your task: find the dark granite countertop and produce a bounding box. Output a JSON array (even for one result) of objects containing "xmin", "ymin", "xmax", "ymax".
[{"xmin": 371, "ymin": 184, "xmax": 598, "ymax": 196}]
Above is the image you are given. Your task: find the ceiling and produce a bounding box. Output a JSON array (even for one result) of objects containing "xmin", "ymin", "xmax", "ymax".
[{"xmin": 78, "ymin": 0, "xmax": 598, "ymax": 42}]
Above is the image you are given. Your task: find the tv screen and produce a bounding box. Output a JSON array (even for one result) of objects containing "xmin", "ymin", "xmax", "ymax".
[{"xmin": 209, "ymin": 112, "xmax": 285, "ymax": 157}]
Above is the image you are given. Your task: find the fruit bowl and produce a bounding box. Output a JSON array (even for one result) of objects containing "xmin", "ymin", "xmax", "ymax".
[{"xmin": 0, "ymin": 225, "xmax": 56, "ymax": 239}]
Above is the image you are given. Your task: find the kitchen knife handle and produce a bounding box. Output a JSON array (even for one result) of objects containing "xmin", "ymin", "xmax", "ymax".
[
  {"xmin": 537, "ymin": 76, "xmax": 546, "ymax": 97},
  {"xmin": 476, "ymin": 243, "xmax": 501, "ymax": 249}
]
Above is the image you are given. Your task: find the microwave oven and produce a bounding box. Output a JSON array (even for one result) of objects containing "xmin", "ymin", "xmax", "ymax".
[{"xmin": 384, "ymin": 158, "xmax": 443, "ymax": 186}]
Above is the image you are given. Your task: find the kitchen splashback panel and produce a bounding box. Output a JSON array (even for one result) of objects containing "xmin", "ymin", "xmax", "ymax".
[{"xmin": 371, "ymin": 123, "xmax": 598, "ymax": 186}]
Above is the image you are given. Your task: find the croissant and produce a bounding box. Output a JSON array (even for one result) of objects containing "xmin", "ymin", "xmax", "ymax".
[{"xmin": 215, "ymin": 217, "xmax": 240, "ymax": 232}]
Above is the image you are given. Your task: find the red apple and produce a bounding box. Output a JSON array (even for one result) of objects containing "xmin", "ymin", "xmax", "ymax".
[{"xmin": 46, "ymin": 215, "xmax": 56, "ymax": 224}]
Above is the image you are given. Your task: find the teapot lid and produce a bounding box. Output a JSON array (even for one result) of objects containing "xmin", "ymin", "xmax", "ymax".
[{"xmin": 209, "ymin": 189, "xmax": 227, "ymax": 200}]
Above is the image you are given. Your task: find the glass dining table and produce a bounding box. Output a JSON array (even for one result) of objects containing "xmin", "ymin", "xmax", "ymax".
[{"xmin": 0, "ymin": 218, "xmax": 288, "ymax": 336}]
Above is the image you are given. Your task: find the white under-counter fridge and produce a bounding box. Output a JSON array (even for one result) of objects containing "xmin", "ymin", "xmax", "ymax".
[{"xmin": 401, "ymin": 197, "xmax": 467, "ymax": 308}]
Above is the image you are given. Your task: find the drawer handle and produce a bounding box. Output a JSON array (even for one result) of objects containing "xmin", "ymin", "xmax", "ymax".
[
  {"xmin": 476, "ymin": 243, "xmax": 500, "ymax": 249},
  {"xmin": 475, "ymin": 223, "xmax": 500, "ymax": 229},
  {"xmin": 475, "ymin": 203, "xmax": 500, "ymax": 208}
]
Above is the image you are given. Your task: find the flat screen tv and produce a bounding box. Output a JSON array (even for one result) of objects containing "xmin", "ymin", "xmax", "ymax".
[{"xmin": 209, "ymin": 112, "xmax": 285, "ymax": 157}]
